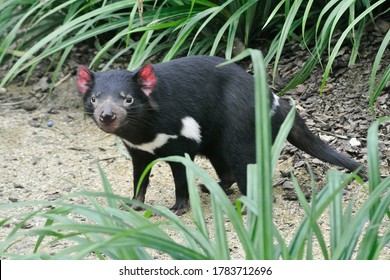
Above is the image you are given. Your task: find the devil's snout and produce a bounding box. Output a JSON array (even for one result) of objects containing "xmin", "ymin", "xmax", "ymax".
[{"xmin": 99, "ymin": 107, "xmax": 117, "ymax": 124}]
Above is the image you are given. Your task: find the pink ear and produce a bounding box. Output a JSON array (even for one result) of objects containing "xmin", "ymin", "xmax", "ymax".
[
  {"xmin": 77, "ymin": 65, "xmax": 93, "ymax": 94},
  {"xmin": 138, "ymin": 64, "xmax": 156, "ymax": 96}
]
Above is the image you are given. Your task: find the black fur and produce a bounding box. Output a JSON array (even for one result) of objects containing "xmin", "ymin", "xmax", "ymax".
[{"xmin": 77, "ymin": 56, "xmax": 365, "ymax": 213}]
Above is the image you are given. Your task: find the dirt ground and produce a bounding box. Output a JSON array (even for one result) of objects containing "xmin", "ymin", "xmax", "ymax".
[{"xmin": 0, "ymin": 35, "xmax": 389, "ymax": 259}]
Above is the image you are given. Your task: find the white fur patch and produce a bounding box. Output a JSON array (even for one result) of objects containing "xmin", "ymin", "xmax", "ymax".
[
  {"xmin": 180, "ymin": 117, "xmax": 202, "ymax": 143},
  {"xmin": 122, "ymin": 134, "xmax": 178, "ymax": 155},
  {"xmin": 270, "ymin": 93, "xmax": 280, "ymax": 116},
  {"xmin": 122, "ymin": 116, "xmax": 201, "ymax": 154}
]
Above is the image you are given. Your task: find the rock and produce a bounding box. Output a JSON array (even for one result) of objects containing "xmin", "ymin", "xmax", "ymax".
[
  {"xmin": 349, "ymin": 137, "xmax": 361, "ymax": 147},
  {"xmin": 33, "ymin": 77, "xmax": 50, "ymax": 92},
  {"xmin": 319, "ymin": 134, "xmax": 335, "ymax": 142},
  {"xmin": 23, "ymin": 99, "xmax": 39, "ymax": 111},
  {"xmin": 21, "ymin": 223, "xmax": 33, "ymax": 229},
  {"xmin": 31, "ymin": 156, "xmax": 41, "ymax": 165},
  {"xmin": 14, "ymin": 183, "xmax": 25, "ymax": 189},
  {"xmin": 28, "ymin": 118, "xmax": 41, "ymax": 128},
  {"xmin": 9, "ymin": 197, "xmax": 18, "ymax": 202},
  {"xmin": 282, "ymin": 180, "xmax": 294, "ymax": 189},
  {"xmin": 294, "ymin": 160, "xmax": 305, "ymax": 168},
  {"xmin": 232, "ymin": 38, "xmax": 245, "ymax": 56},
  {"xmin": 376, "ymin": 19, "xmax": 390, "ymax": 34},
  {"xmin": 295, "ymin": 84, "xmax": 307, "ymax": 93}
]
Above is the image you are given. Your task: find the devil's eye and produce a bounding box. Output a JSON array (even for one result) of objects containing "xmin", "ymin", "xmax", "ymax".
[{"xmin": 125, "ymin": 96, "xmax": 134, "ymax": 104}]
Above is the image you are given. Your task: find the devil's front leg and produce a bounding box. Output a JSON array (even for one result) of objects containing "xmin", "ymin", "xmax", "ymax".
[
  {"xmin": 161, "ymin": 139, "xmax": 197, "ymax": 215},
  {"xmin": 128, "ymin": 148, "xmax": 156, "ymax": 209},
  {"xmin": 168, "ymin": 161, "xmax": 191, "ymax": 215}
]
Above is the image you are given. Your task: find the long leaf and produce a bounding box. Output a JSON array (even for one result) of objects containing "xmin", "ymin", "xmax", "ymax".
[
  {"xmin": 320, "ymin": 0, "xmax": 386, "ymax": 93},
  {"xmin": 369, "ymin": 29, "xmax": 390, "ymax": 107}
]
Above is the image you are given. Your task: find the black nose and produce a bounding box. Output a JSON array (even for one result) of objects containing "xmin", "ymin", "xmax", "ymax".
[{"xmin": 99, "ymin": 110, "xmax": 116, "ymax": 124}]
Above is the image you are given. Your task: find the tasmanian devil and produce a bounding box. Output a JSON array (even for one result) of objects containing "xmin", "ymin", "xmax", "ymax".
[{"xmin": 77, "ymin": 55, "xmax": 364, "ymax": 213}]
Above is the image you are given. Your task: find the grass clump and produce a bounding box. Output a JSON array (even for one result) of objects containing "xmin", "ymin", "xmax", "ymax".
[{"xmin": 0, "ymin": 1, "xmax": 388, "ymax": 107}]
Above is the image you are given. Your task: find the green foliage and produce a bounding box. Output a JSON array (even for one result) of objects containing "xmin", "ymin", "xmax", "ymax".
[
  {"xmin": 0, "ymin": 51, "xmax": 389, "ymax": 260},
  {"xmin": 0, "ymin": 0, "xmax": 388, "ymax": 106}
]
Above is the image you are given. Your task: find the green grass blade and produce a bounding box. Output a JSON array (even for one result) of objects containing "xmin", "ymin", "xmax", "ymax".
[
  {"xmin": 272, "ymin": 0, "xmax": 303, "ymax": 82},
  {"xmin": 250, "ymin": 49, "xmax": 274, "ymax": 259},
  {"xmin": 349, "ymin": 19, "xmax": 365, "ymax": 66},
  {"xmin": 225, "ymin": 17, "xmax": 239, "ymax": 59},
  {"xmin": 185, "ymin": 155, "xmax": 209, "ymax": 239},
  {"xmin": 164, "ymin": 5, "xmax": 224, "ymax": 61},
  {"xmin": 278, "ymin": 44, "xmax": 325, "ymax": 94},
  {"xmin": 96, "ymin": 161, "xmax": 117, "ymax": 208},
  {"xmin": 327, "ymin": 0, "xmax": 355, "ymax": 54},
  {"xmin": 301, "ymin": 0, "xmax": 315, "ymax": 43},
  {"xmin": 262, "ymin": 0, "xmax": 286, "ymax": 30},
  {"xmin": 209, "ymin": 0, "xmax": 257, "ymax": 56},
  {"xmin": 211, "ymin": 194, "xmax": 230, "ymax": 259},
  {"xmin": 320, "ymin": 0, "xmax": 386, "ymax": 93},
  {"xmin": 370, "ymin": 66, "xmax": 390, "ymax": 109},
  {"xmin": 369, "ymin": 28, "xmax": 390, "ymax": 107},
  {"xmin": 33, "ymin": 218, "xmax": 55, "ymax": 253},
  {"xmin": 329, "ymin": 169, "xmax": 343, "ymax": 258}
]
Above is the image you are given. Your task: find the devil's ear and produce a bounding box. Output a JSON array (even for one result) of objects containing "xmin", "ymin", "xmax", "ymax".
[
  {"xmin": 77, "ymin": 65, "xmax": 94, "ymax": 94},
  {"xmin": 137, "ymin": 64, "xmax": 157, "ymax": 96}
]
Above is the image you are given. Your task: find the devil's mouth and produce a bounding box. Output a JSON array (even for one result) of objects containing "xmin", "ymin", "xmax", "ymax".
[{"xmin": 98, "ymin": 123, "xmax": 119, "ymax": 133}]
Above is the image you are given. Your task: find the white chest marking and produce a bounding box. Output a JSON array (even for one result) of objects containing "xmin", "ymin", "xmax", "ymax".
[
  {"xmin": 122, "ymin": 134, "xmax": 178, "ymax": 155},
  {"xmin": 270, "ymin": 93, "xmax": 280, "ymax": 116},
  {"xmin": 122, "ymin": 116, "xmax": 202, "ymax": 155},
  {"xmin": 180, "ymin": 116, "xmax": 202, "ymax": 143}
]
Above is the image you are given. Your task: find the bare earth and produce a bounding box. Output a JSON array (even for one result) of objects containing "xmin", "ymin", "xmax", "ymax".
[{"xmin": 0, "ymin": 37, "xmax": 389, "ymax": 259}]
